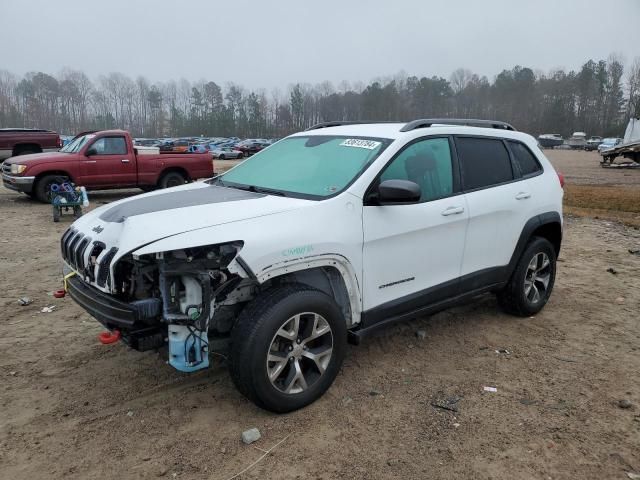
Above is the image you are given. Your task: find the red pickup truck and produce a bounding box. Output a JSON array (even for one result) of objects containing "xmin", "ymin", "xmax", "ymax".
[
  {"xmin": 0, "ymin": 128, "xmax": 62, "ymax": 161},
  {"xmin": 2, "ymin": 130, "xmax": 214, "ymax": 202}
]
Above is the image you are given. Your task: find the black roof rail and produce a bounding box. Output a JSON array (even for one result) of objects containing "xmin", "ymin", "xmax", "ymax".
[
  {"xmin": 400, "ymin": 118, "xmax": 516, "ymax": 132},
  {"xmin": 305, "ymin": 121, "xmax": 398, "ymax": 131}
]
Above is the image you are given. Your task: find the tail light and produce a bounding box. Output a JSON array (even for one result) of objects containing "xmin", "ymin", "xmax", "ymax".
[{"xmin": 557, "ymin": 172, "xmax": 565, "ymax": 188}]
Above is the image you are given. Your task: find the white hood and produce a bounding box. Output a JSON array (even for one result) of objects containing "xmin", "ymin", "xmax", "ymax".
[{"xmin": 68, "ymin": 182, "xmax": 313, "ymax": 277}]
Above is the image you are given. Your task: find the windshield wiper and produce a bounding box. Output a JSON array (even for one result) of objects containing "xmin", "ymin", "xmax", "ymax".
[{"xmin": 214, "ymin": 179, "xmax": 287, "ymax": 197}]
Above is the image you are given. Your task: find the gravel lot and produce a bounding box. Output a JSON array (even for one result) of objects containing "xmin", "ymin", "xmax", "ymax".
[{"xmin": 1, "ymin": 150, "xmax": 639, "ymax": 479}]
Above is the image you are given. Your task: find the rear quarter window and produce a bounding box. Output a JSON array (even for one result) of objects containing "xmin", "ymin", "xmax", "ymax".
[
  {"xmin": 508, "ymin": 141, "xmax": 542, "ymax": 176},
  {"xmin": 455, "ymin": 137, "xmax": 513, "ymax": 191}
]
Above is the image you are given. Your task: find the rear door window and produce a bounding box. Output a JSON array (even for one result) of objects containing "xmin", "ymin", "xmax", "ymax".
[
  {"xmin": 507, "ymin": 141, "xmax": 542, "ymax": 176},
  {"xmin": 455, "ymin": 137, "xmax": 513, "ymax": 191}
]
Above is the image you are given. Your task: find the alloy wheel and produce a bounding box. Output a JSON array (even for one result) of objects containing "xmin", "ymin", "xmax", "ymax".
[
  {"xmin": 266, "ymin": 312, "xmax": 333, "ymax": 394},
  {"xmin": 524, "ymin": 252, "xmax": 551, "ymax": 304}
]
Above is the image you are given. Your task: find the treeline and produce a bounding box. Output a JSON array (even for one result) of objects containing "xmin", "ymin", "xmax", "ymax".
[{"xmin": 1, "ymin": 55, "xmax": 639, "ymax": 139}]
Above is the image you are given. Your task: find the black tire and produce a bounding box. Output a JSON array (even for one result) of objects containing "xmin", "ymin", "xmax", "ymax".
[
  {"xmin": 229, "ymin": 284, "xmax": 347, "ymax": 413},
  {"xmin": 15, "ymin": 149, "xmax": 36, "ymax": 156},
  {"xmin": 34, "ymin": 174, "xmax": 68, "ymax": 203},
  {"xmin": 497, "ymin": 236, "xmax": 557, "ymax": 316},
  {"xmin": 159, "ymin": 171, "xmax": 187, "ymax": 189},
  {"xmin": 218, "ymin": 154, "xmax": 225, "ymax": 160}
]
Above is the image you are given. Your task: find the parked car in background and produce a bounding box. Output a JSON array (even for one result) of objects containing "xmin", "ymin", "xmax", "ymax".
[
  {"xmin": 187, "ymin": 144, "xmax": 209, "ymax": 153},
  {"xmin": 0, "ymin": 128, "xmax": 62, "ymax": 161},
  {"xmin": 134, "ymin": 138, "xmax": 162, "ymax": 147},
  {"xmin": 2, "ymin": 130, "xmax": 213, "ymax": 201},
  {"xmin": 210, "ymin": 146, "xmax": 243, "ymax": 159},
  {"xmin": 584, "ymin": 136, "xmax": 603, "ymax": 151},
  {"xmin": 236, "ymin": 141, "xmax": 269, "ymax": 156},
  {"xmin": 60, "ymin": 135, "xmax": 75, "ymax": 147},
  {"xmin": 597, "ymin": 137, "xmax": 623, "ymax": 153}
]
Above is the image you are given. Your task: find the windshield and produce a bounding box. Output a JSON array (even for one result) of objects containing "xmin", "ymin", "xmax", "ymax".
[
  {"xmin": 61, "ymin": 134, "xmax": 95, "ymax": 153},
  {"xmin": 217, "ymin": 135, "xmax": 391, "ymax": 198},
  {"xmin": 602, "ymin": 138, "xmax": 617, "ymax": 144}
]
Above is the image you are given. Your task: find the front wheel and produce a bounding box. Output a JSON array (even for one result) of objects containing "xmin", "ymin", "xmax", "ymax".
[
  {"xmin": 218, "ymin": 154, "xmax": 225, "ymax": 160},
  {"xmin": 229, "ymin": 285, "xmax": 347, "ymax": 413},
  {"xmin": 34, "ymin": 174, "xmax": 68, "ymax": 203},
  {"xmin": 498, "ymin": 237, "xmax": 557, "ymax": 316}
]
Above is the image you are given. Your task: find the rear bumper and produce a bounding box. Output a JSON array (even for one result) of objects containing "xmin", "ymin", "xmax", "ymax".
[{"xmin": 2, "ymin": 173, "xmax": 35, "ymax": 193}]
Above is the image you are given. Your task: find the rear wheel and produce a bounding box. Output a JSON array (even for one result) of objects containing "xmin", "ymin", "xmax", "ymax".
[
  {"xmin": 229, "ymin": 285, "xmax": 347, "ymax": 413},
  {"xmin": 498, "ymin": 237, "xmax": 557, "ymax": 316},
  {"xmin": 159, "ymin": 171, "xmax": 187, "ymax": 189},
  {"xmin": 218, "ymin": 154, "xmax": 226, "ymax": 160},
  {"xmin": 34, "ymin": 174, "xmax": 67, "ymax": 203}
]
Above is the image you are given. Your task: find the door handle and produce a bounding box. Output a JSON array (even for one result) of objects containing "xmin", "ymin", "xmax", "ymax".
[
  {"xmin": 515, "ymin": 192, "xmax": 531, "ymax": 200},
  {"xmin": 84, "ymin": 160, "xmax": 97, "ymax": 164},
  {"xmin": 441, "ymin": 206, "xmax": 465, "ymax": 216},
  {"xmin": 121, "ymin": 159, "xmax": 130, "ymax": 163}
]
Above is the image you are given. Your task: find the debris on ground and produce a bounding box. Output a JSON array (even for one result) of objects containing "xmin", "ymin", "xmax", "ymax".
[
  {"xmin": 241, "ymin": 428, "xmax": 261, "ymax": 445},
  {"xmin": 520, "ymin": 398, "xmax": 537, "ymax": 405},
  {"xmin": 415, "ymin": 330, "xmax": 427, "ymax": 340},
  {"xmin": 40, "ymin": 305, "xmax": 55, "ymax": 313},
  {"xmin": 430, "ymin": 393, "xmax": 461, "ymax": 412},
  {"xmin": 607, "ymin": 267, "xmax": 618, "ymax": 274},
  {"xmin": 618, "ymin": 399, "xmax": 633, "ymax": 409},
  {"xmin": 18, "ymin": 297, "xmax": 32, "ymax": 306},
  {"xmin": 369, "ymin": 389, "xmax": 381, "ymax": 396},
  {"xmin": 483, "ymin": 386, "xmax": 498, "ymax": 393},
  {"xmin": 126, "ymin": 410, "xmax": 134, "ymax": 417},
  {"xmin": 495, "ymin": 348, "xmax": 510, "ymax": 354},
  {"xmin": 616, "ymin": 297, "xmax": 625, "ymax": 304},
  {"xmin": 629, "ymin": 249, "xmax": 640, "ymax": 256},
  {"xmin": 626, "ymin": 472, "xmax": 640, "ymax": 479}
]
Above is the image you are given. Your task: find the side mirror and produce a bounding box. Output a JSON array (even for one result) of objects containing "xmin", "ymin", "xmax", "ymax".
[
  {"xmin": 86, "ymin": 147, "xmax": 97, "ymax": 156},
  {"xmin": 376, "ymin": 179, "xmax": 421, "ymax": 205}
]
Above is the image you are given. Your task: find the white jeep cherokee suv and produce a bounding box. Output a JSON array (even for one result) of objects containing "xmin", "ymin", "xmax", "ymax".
[{"xmin": 61, "ymin": 119, "xmax": 563, "ymax": 412}]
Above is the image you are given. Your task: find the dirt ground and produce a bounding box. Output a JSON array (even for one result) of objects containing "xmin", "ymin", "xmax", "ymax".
[{"xmin": 1, "ymin": 150, "xmax": 640, "ymax": 479}]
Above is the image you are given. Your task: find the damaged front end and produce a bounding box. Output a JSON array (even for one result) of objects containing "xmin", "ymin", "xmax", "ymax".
[{"xmin": 65, "ymin": 239, "xmax": 255, "ymax": 372}]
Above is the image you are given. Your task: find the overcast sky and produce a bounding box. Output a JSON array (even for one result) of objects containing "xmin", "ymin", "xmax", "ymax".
[{"xmin": 2, "ymin": 0, "xmax": 639, "ymax": 90}]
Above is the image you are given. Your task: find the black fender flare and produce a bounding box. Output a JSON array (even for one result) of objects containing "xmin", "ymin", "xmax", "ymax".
[{"xmin": 506, "ymin": 211, "xmax": 562, "ymax": 279}]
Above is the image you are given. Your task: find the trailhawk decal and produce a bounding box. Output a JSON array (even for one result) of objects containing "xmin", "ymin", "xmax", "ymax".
[
  {"xmin": 281, "ymin": 245, "xmax": 314, "ymax": 257},
  {"xmin": 339, "ymin": 139, "xmax": 381, "ymax": 150}
]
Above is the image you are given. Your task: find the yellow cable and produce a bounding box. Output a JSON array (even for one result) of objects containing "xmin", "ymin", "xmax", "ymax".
[{"xmin": 63, "ymin": 271, "xmax": 77, "ymax": 291}]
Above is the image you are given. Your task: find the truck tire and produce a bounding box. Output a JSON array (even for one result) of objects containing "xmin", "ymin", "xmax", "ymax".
[
  {"xmin": 229, "ymin": 284, "xmax": 347, "ymax": 413},
  {"xmin": 15, "ymin": 149, "xmax": 36, "ymax": 156},
  {"xmin": 497, "ymin": 236, "xmax": 557, "ymax": 317},
  {"xmin": 159, "ymin": 171, "xmax": 187, "ymax": 189},
  {"xmin": 34, "ymin": 175, "xmax": 67, "ymax": 203}
]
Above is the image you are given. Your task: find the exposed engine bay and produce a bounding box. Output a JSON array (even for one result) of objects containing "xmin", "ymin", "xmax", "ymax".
[{"xmin": 107, "ymin": 241, "xmax": 254, "ymax": 372}]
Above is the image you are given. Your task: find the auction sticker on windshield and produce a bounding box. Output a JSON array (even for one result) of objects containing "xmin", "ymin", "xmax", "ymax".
[{"xmin": 340, "ymin": 139, "xmax": 381, "ymax": 150}]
